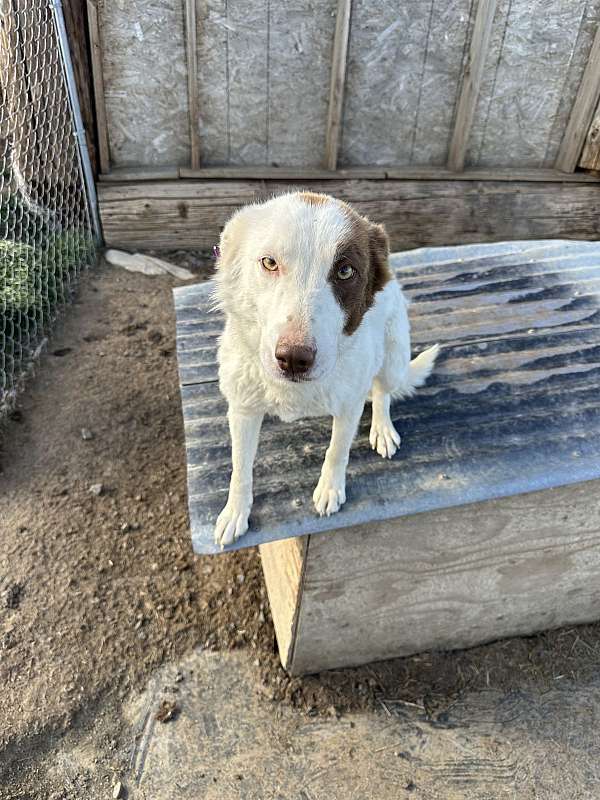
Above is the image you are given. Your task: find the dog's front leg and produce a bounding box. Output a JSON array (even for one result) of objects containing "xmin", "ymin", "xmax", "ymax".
[
  {"xmin": 214, "ymin": 409, "xmax": 264, "ymax": 548},
  {"xmin": 313, "ymin": 401, "xmax": 365, "ymax": 517}
]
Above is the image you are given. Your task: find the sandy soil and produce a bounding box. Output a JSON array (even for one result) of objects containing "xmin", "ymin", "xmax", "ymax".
[{"xmin": 2, "ymin": 258, "xmax": 600, "ymax": 798}]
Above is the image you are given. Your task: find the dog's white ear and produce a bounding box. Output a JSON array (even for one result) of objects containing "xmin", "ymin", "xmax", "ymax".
[{"xmin": 217, "ymin": 207, "xmax": 252, "ymax": 273}]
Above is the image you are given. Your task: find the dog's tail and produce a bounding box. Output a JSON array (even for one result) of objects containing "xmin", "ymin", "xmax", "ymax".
[{"xmin": 392, "ymin": 344, "xmax": 439, "ymax": 399}]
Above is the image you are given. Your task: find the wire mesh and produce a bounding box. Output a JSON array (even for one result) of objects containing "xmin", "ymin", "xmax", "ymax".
[{"xmin": 0, "ymin": 0, "xmax": 97, "ymax": 412}]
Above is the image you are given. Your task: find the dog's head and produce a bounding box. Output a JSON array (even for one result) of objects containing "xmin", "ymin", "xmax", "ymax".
[{"xmin": 214, "ymin": 191, "xmax": 391, "ymax": 383}]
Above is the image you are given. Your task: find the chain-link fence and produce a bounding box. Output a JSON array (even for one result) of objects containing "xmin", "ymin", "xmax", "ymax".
[{"xmin": 1, "ymin": 0, "xmax": 98, "ymax": 413}]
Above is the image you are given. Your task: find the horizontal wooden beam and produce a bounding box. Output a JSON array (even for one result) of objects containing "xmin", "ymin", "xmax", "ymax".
[
  {"xmin": 99, "ymin": 165, "xmax": 600, "ymax": 184},
  {"xmin": 556, "ymin": 23, "xmax": 600, "ymax": 173},
  {"xmin": 99, "ymin": 178, "xmax": 600, "ymax": 252}
]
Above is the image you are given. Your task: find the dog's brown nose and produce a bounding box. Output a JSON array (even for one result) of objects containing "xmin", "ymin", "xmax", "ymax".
[{"xmin": 275, "ymin": 341, "xmax": 316, "ymax": 378}]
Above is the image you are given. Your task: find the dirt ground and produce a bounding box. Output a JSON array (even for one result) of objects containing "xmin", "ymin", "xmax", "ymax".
[{"xmin": 2, "ymin": 257, "xmax": 600, "ymax": 798}]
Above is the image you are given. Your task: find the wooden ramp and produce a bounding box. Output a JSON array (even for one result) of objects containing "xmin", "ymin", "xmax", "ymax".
[{"xmin": 174, "ymin": 240, "xmax": 600, "ymax": 674}]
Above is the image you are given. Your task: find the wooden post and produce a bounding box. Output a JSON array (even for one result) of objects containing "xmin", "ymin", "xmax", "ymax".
[
  {"xmin": 323, "ymin": 0, "xmax": 352, "ymax": 171},
  {"xmin": 184, "ymin": 0, "xmax": 201, "ymax": 170},
  {"xmin": 86, "ymin": 0, "xmax": 110, "ymax": 175},
  {"xmin": 556, "ymin": 23, "xmax": 600, "ymax": 173},
  {"xmin": 579, "ymin": 101, "xmax": 600, "ymax": 172},
  {"xmin": 447, "ymin": 0, "xmax": 498, "ymax": 172}
]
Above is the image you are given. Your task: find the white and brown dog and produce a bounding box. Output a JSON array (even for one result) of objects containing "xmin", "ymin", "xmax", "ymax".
[{"xmin": 213, "ymin": 191, "xmax": 438, "ymax": 547}]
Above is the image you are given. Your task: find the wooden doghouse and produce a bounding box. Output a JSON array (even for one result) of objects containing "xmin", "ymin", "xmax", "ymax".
[{"xmin": 175, "ymin": 240, "xmax": 600, "ymax": 675}]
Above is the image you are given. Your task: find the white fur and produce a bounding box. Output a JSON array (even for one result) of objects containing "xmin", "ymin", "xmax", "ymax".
[{"xmin": 212, "ymin": 193, "xmax": 438, "ymax": 548}]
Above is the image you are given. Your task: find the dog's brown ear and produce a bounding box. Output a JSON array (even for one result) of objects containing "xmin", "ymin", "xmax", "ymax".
[{"xmin": 368, "ymin": 222, "xmax": 392, "ymax": 295}]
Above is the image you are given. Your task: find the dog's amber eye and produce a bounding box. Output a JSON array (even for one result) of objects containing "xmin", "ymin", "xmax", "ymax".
[
  {"xmin": 261, "ymin": 256, "xmax": 278, "ymax": 272},
  {"xmin": 336, "ymin": 263, "xmax": 354, "ymax": 280}
]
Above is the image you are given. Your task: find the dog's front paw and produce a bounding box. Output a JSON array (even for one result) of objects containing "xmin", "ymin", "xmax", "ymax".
[
  {"xmin": 214, "ymin": 498, "xmax": 251, "ymax": 548},
  {"xmin": 369, "ymin": 420, "xmax": 401, "ymax": 459},
  {"xmin": 313, "ymin": 471, "xmax": 346, "ymax": 517}
]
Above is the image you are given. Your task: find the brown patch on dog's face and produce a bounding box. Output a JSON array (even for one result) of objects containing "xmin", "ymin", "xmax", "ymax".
[
  {"xmin": 298, "ymin": 191, "xmax": 331, "ymax": 207},
  {"xmin": 328, "ymin": 211, "xmax": 392, "ymax": 335}
]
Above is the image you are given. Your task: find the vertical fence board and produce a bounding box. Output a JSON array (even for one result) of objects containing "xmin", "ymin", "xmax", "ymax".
[
  {"xmin": 86, "ymin": 0, "xmax": 110, "ymax": 173},
  {"xmin": 447, "ymin": 0, "xmax": 497, "ymax": 171},
  {"xmin": 556, "ymin": 19, "xmax": 600, "ymax": 172},
  {"xmin": 324, "ymin": 0, "xmax": 352, "ymax": 170},
  {"xmin": 185, "ymin": 0, "xmax": 201, "ymax": 169},
  {"xmin": 579, "ymin": 100, "xmax": 600, "ymax": 171}
]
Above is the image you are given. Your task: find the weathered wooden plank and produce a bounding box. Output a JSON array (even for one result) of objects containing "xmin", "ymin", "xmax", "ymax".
[
  {"xmin": 179, "ymin": 166, "xmax": 387, "ymax": 180},
  {"xmin": 556, "ymin": 17, "xmax": 600, "ymax": 172},
  {"xmin": 86, "ymin": 0, "xmax": 110, "ymax": 173},
  {"xmin": 100, "ymin": 179, "xmax": 600, "ymax": 251},
  {"xmin": 324, "ymin": 0, "xmax": 352, "ymax": 170},
  {"xmin": 174, "ymin": 240, "xmax": 600, "ymax": 557},
  {"xmin": 259, "ymin": 538, "xmax": 307, "ymax": 670},
  {"xmin": 447, "ymin": 0, "xmax": 498, "ymax": 171},
  {"xmin": 290, "ymin": 480, "xmax": 600, "ymax": 674},
  {"xmin": 62, "ymin": 0, "xmax": 99, "ymax": 175},
  {"xmin": 99, "ymin": 165, "xmax": 600, "ymax": 182},
  {"xmin": 579, "ymin": 100, "xmax": 600, "ymax": 172},
  {"xmin": 184, "ymin": 0, "xmax": 201, "ymax": 169}
]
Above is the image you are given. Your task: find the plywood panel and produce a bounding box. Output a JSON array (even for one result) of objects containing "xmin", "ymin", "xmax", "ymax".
[
  {"xmin": 467, "ymin": 0, "xmax": 600, "ymax": 168},
  {"xmin": 195, "ymin": 0, "xmax": 335, "ymax": 167},
  {"xmin": 339, "ymin": 0, "xmax": 473, "ymax": 167},
  {"xmin": 291, "ymin": 480, "xmax": 600, "ymax": 674},
  {"xmin": 259, "ymin": 537, "xmax": 306, "ymax": 669},
  {"xmin": 99, "ymin": 0, "xmax": 189, "ymax": 167}
]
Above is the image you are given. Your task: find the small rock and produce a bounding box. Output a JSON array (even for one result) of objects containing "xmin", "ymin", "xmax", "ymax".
[
  {"xmin": 112, "ymin": 781, "xmax": 124, "ymax": 799},
  {"xmin": 156, "ymin": 699, "xmax": 179, "ymax": 723},
  {"xmin": 120, "ymin": 522, "xmax": 131, "ymax": 533},
  {"xmin": 81, "ymin": 428, "xmax": 94, "ymax": 440},
  {"xmin": 174, "ymin": 671, "xmax": 184, "ymax": 683},
  {"xmin": 89, "ymin": 483, "xmax": 104, "ymax": 496}
]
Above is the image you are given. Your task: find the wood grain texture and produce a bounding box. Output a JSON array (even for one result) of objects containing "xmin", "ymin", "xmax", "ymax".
[
  {"xmin": 448, "ymin": 0, "xmax": 498, "ymax": 171},
  {"xmin": 184, "ymin": 0, "xmax": 200, "ymax": 169},
  {"xmin": 97, "ymin": 0, "xmax": 189, "ymax": 167},
  {"xmin": 579, "ymin": 100, "xmax": 600, "ymax": 171},
  {"xmin": 99, "ymin": 178, "xmax": 600, "ymax": 251},
  {"xmin": 556, "ymin": 20, "xmax": 600, "ymax": 172},
  {"xmin": 62, "ymin": 0, "xmax": 98, "ymax": 175},
  {"xmin": 290, "ymin": 480, "xmax": 600, "ymax": 674},
  {"xmin": 174, "ymin": 240, "xmax": 600, "ymax": 558},
  {"xmin": 466, "ymin": 0, "xmax": 600, "ymax": 169},
  {"xmin": 86, "ymin": 0, "xmax": 110, "ymax": 174},
  {"xmin": 100, "ymin": 165, "xmax": 600, "ymax": 182},
  {"xmin": 324, "ymin": 0, "xmax": 352, "ymax": 170},
  {"xmin": 259, "ymin": 537, "xmax": 307, "ymax": 669}
]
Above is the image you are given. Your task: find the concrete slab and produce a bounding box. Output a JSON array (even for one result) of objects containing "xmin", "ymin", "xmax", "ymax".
[{"xmin": 122, "ymin": 649, "xmax": 600, "ymax": 799}]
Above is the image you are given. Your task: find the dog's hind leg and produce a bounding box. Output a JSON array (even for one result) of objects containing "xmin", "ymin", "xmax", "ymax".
[{"xmin": 369, "ymin": 376, "xmax": 401, "ymax": 459}]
